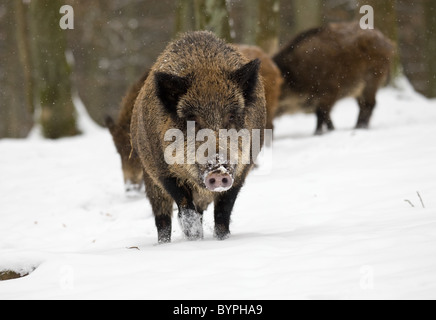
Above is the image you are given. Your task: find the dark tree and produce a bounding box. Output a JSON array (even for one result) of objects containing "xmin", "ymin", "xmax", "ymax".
[
  {"xmin": 292, "ymin": 0, "xmax": 322, "ymax": 35},
  {"xmin": 362, "ymin": 0, "xmax": 401, "ymax": 80},
  {"xmin": 15, "ymin": 0, "xmax": 35, "ymax": 115},
  {"xmin": 256, "ymin": 0, "xmax": 280, "ymax": 55},
  {"xmin": 175, "ymin": 0, "xmax": 196, "ymax": 35},
  {"xmin": 194, "ymin": 0, "xmax": 232, "ymax": 42},
  {"xmin": 423, "ymin": 0, "xmax": 436, "ymax": 97},
  {"xmin": 30, "ymin": 0, "xmax": 79, "ymax": 139}
]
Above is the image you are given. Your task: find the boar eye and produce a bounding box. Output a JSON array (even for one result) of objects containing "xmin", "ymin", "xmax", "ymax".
[
  {"xmin": 227, "ymin": 113, "xmax": 236, "ymax": 123},
  {"xmin": 185, "ymin": 113, "xmax": 197, "ymax": 122}
]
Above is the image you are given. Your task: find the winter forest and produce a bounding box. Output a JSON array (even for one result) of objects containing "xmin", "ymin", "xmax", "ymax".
[
  {"xmin": 1, "ymin": 0, "xmax": 435, "ymax": 137},
  {"xmin": 1, "ymin": 0, "xmax": 436, "ymax": 300}
]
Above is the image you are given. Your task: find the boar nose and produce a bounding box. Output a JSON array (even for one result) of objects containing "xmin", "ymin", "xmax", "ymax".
[{"xmin": 204, "ymin": 172, "xmax": 233, "ymax": 192}]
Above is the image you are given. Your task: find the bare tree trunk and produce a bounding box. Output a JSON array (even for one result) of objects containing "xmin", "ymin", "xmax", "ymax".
[
  {"xmin": 30, "ymin": 0, "xmax": 79, "ymax": 139},
  {"xmin": 15, "ymin": 0, "xmax": 35, "ymax": 115},
  {"xmin": 241, "ymin": 0, "xmax": 258, "ymax": 45},
  {"xmin": 194, "ymin": 0, "xmax": 232, "ymax": 42},
  {"xmin": 256, "ymin": 0, "xmax": 280, "ymax": 55},
  {"xmin": 0, "ymin": 1, "xmax": 33, "ymax": 138},
  {"xmin": 424, "ymin": 0, "xmax": 436, "ymax": 97},
  {"xmin": 175, "ymin": 0, "xmax": 195, "ymax": 35},
  {"xmin": 361, "ymin": 0, "xmax": 401, "ymax": 80},
  {"xmin": 292, "ymin": 0, "xmax": 322, "ymax": 34}
]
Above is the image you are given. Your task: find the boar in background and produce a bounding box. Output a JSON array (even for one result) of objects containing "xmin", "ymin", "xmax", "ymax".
[
  {"xmin": 105, "ymin": 71, "xmax": 149, "ymax": 192},
  {"xmin": 273, "ymin": 22, "xmax": 395, "ymax": 135}
]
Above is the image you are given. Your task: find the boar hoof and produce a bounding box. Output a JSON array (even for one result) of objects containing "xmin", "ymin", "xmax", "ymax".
[
  {"xmin": 314, "ymin": 129, "xmax": 324, "ymax": 136},
  {"xmin": 158, "ymin": 236, "xmax": 171, "ymax": 244},
  {"xmin": 158, "ymin": 228, "xmax": 172, "ymax": 244},
  {"xmin": 355, "ymin": 123, "xmax": 369, "ymax": 129},
  {"xmin": 125, "ymin": 183, "xmax": 142, "ymax": 193},
  {"xmin": 214, "ymin": 225, "xmax": 230, "ymax": 241},
  {"xmin": 179, "ymin": 209, "xmax": 204, "ymax": 241}
]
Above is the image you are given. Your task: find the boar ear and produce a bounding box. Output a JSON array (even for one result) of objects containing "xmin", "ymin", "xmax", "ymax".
[
  {"xmin": 155, "ymin": 72, "xmax": 191, "ymax": 114},
  {"xmin": 231, "ymin": 59, "xmax": 261, "ymax": 104},
  {"xmin": 105, "ymin": 115, "xmax": 116, "ymax": 134}
]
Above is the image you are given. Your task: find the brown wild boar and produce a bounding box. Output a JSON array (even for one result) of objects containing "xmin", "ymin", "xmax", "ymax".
[
  {"xmin": 107, "ymin": 45, "xmax": 277, "ymax": 196},
  {"xmin": 273, "ymin": 21, "xmax": 395, "ymax": 135},
  {"xmin": 131, "ymin": 31, "xmax": 266, "ymax": 243},
  {"xmin": 105, "ymin": 71, "xmax": 149, "ymax": 192},
  {"xmin": 235, "ymin": 44, "xmax": 283, "ymax": 132}
]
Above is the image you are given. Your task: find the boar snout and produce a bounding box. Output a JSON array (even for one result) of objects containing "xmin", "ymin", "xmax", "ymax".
[
  {"xmin": 204, "ymin": 171, "xmax": 233, "ymax": 192},
  {"xmin": 202, "ymin": 154, "xmax": 235, "ymax": 192}
]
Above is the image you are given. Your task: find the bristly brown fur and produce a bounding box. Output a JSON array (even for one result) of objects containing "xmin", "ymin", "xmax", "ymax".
[{"xmin": 273, "ymin": 21, "xmax": 395, "ymax": 135}]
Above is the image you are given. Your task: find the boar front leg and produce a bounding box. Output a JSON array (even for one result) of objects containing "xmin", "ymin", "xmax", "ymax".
[
  {"xmin": 161, "ymin": 177, "xmax": 204, "ymax": 241},
  {"xmin": 214, "ymin": 186, "xmax": 242, "ymax": 240}
]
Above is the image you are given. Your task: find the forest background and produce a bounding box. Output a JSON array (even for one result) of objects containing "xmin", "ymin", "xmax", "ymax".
[{"xmin": 0, "ymin": 0, "xmax": 434, "ymax": 139}]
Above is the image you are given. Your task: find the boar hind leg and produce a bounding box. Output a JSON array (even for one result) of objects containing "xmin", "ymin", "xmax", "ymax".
[
  {"xmin": 315, "ymin": 104, "xmax": 335, "ymax": 135},
  {"xmin": 214, "ymin": 186, "xmax": 242, "ymax": 240},
  {"xmin": 161, "ymin": 178, "xmax": 203, "ymax": 241},
  {"xmin": 356, "ymin": 84, "xmax": 377, "ymax": 129}
]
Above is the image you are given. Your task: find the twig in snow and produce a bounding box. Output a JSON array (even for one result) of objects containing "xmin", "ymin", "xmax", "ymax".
[
  {"xmin": 404, "ymin": 200, "xmax": 415, "ymax": 208},
  {"xmin": 417, "ymin": 191, "xmax": 425, "ymax": 209}
]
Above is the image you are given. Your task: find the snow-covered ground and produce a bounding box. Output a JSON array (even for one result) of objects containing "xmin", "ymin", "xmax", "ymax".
[{"xmin": 1, "ymin": 80, "xmax": 436, "ymax": 300}]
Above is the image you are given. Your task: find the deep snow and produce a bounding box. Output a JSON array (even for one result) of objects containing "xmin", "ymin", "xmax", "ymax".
[{"xmin": 1, "ymin": 80, "xmax": 436, "ymax": 299}]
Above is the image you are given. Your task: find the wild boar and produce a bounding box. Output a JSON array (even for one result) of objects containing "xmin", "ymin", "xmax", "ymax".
[
  {"xmin": 273, "ymin": 21, "xmax": 395, "ymax": 135},
  {"xmin": 107, "ymin": 45, "xmax": 277, "ymax": 196},
  {"xmin": 105, "ymin": 71, "xmax": 149, "ymax": 192},
  {"xmin": 131, "ymin": 31, "xmax": 266, "ymax": 243}
]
